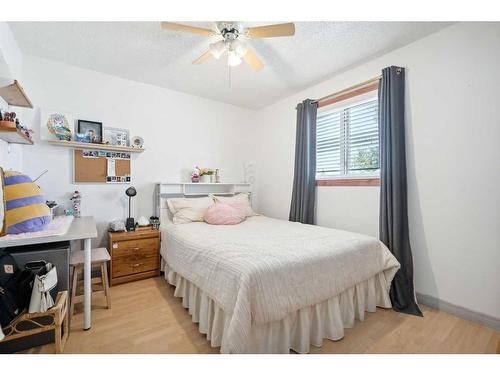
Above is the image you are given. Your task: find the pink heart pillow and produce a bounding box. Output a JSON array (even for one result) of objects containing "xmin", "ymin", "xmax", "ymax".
[{"xmin": 204, "ymin": 202, "xmax": 246, "ymax": 225}]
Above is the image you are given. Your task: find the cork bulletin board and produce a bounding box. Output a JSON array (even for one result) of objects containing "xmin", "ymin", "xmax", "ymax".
[{"xmin": 74, "ymin": 150, "xmax": 130, "ymax": 183}]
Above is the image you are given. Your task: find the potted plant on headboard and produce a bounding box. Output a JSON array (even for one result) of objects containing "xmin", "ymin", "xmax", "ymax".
[{"xmin": 192, "ymin": 167, "xmax": 215, "ymax": 183}]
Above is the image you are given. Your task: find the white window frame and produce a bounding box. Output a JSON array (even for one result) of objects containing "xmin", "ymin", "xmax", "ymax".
[{"xmin": 316, "ymin": 90, "xmax": 379, "ymax": 181}]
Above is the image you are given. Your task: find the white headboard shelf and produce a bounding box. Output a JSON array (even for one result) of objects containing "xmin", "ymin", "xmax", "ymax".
[{"xmin": 156, "ymin": 182, "xmax": 251, "ymax": 217}]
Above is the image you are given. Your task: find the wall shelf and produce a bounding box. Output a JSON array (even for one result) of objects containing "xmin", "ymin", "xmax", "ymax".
[
  {"xmin": 0, "ymin": 124, "xmax": 34, "ymax": 145},
  {"xmin": 0, "ymin": 80, "xmax": 33, "ymax": 108},
  {"xmin": 48, "ymin": 139, "xmax": 145, "ymax": 153},
  {"xmin": 158, "ymin": 182, "xmax": 251, "ymax": 197}
]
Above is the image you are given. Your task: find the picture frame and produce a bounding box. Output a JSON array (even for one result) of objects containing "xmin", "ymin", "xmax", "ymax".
[
  {"xmin": 103, "ymin": 127, "xmax": 130, "ymax": 147},
  {"xmin": 77, "ymin": 119, "xmax": 103, "ymax": 144}
]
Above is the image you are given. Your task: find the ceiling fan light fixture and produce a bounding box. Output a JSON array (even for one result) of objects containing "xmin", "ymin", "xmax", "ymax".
[
  {"xmin": 231, "ymin": 39, "xmax": 248, "ymax": 58},
  {"xmin": 227, "ymin": 50, "xmax": 242, "ymax": 67},
  {"xmin": 209, "ymin": 40, "xmax": 226, "ymax": 59}
]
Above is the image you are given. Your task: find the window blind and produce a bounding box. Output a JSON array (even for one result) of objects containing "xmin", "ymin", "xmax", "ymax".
[{"xmin": 316, "ymin": 98, "xmax": 379, "ymax": 178}]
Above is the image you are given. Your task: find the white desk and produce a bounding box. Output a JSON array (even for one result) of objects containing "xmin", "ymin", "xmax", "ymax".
[{"xmin": 0, "ymin": 216, "xmax": 97, "ymax": 330}]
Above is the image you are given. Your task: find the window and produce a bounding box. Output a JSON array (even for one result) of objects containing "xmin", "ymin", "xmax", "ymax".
[{"xmin": 316, "ymin": 93, "xmax": 379, "ymax": 183}]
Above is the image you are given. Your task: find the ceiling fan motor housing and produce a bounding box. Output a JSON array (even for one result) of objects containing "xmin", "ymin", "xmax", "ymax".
[{"xmin": 217, "ymin": 22, "xmax": 244, "ymax": 40}]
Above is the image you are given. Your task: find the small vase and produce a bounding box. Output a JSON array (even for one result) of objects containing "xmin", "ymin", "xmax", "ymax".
[{"xmin": 200, "ymin": 175, "xmax": 210, "ymax": 183}]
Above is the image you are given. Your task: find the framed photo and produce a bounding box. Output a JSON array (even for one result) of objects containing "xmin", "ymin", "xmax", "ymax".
[
  {"xmin": 77, "ymin": 120, "xmax": 103, "ymax": 144},
  {"xmin": 103, "ymin": 127, "xmax": 129, "ymax": 147}
]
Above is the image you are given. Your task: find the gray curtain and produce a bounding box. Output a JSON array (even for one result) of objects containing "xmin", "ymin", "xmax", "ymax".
[
  {"xmin": 289, "ymin": 99, "xmax": 318, "ymax": 224},
  {"xmin": 379, "ymin": 66, "xmax": 422, "ymax": 316}
]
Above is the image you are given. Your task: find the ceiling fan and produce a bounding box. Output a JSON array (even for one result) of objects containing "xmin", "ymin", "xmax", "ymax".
[{"xmin": 160, "ymin": 22, "xmax": 295, "ymax": 71}]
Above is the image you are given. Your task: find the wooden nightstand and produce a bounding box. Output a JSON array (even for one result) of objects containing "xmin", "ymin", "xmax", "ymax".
[{"xmin": 108, "ymin": 227, "xmax": 160, "ymax": 286}]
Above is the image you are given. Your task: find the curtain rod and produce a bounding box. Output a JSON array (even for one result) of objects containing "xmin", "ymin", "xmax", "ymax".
[{"xmin": 312, "ymin": 75, "xmax": 382, "ymax": 104}]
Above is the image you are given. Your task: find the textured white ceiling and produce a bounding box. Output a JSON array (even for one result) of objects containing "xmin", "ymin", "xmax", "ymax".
[{"xmin": 9, "ymin": 22, "xmax": 451, "ymax": 109}]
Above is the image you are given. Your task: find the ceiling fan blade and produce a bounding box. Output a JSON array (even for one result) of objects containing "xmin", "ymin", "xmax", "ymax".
[
  {"xmin": 161, "ymin": 22, "xmax": 213, "ymax": 36},
  {"xmin": 243, "ymin": 48, "xmax": 264, "ymax": 71},
  {"xmin": 192, "ymin": 50, "xmax": 213, "ymax": 65},
  {"xmin": 247, "ymin": 23, "xmax": 295, "ymax": 38}
]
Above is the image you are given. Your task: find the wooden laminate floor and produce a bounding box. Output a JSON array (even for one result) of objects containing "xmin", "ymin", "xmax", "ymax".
[{"xmin": 26, "ymin": 277, "xmax": 499, "ymax": 354}]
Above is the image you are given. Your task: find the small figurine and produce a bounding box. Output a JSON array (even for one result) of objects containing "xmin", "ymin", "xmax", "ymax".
[
  {"xmin": 191, "ymin": 166, "xmax": 201, "ymax": 182},
  {"xmin": 70, "ymin": 191, "xmax": 82, "ymax": 218}
]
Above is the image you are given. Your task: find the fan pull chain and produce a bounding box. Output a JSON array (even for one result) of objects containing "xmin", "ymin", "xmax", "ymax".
[{"xmin": 228, "ymin": 64, "xmax": 232, "ymax": 89}]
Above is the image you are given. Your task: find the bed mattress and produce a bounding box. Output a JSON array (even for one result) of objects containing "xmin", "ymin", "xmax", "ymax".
[{"xmin": 160, "ymin": 216, "xmax": 400, "ymax": 353}]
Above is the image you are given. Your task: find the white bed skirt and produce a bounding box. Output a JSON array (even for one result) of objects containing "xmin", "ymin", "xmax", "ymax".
[{"xmin": 162, "ymin": 260, "xmax": 393, "ymax": 353}]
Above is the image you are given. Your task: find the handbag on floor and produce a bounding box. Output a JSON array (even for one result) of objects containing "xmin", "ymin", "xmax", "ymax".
[
  {"xmin": 28, "ymin": 262, "xmax": 58, "ymax": 313},
  {"xmin": 0, "ymin": 253, "xmax": 25, "ymax": 327}
]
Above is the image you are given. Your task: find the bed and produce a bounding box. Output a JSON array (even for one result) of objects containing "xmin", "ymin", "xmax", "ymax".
[{"xmin": 157, "ymin": 183, "xmax": 400, "ymax": 354}]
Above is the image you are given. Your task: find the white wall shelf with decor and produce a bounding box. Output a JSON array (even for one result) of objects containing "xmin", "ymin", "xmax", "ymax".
[
  {"xmin": 158, "ymin": 182, "xmax": 251, "ymax": 197},
  {"xmin": 0, "ymin": 125, "xmax": 33, "ymax": 145},
  {"xmin": 47, "ymin": 139, "xmax": 145, "ymax": 153},
  {"xmin": 0, "ymin": 80, "xmax": 34, "ymax": 145}
]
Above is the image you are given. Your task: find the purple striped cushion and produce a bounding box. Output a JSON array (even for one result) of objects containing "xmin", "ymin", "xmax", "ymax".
[{"xmin": 4, "ymin": 171, "xmax": 51, "ymax": 234}]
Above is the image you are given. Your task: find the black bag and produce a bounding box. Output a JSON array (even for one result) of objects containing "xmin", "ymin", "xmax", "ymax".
[
  {"xmin": 0, "ymin": 253, "xmax": 35, "ymax": 327},
  {"xmin": 0, "ymin": 253, "xmax": 21, "ymax": 327}
]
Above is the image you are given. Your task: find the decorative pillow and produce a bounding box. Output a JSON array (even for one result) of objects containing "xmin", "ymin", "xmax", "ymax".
[
  {"xmin": 167, "ymin": 196, "xmax": 214, "ymax": 224},
  {"xmin": 211, "ymin": 193, "xmax": 256, "ymax": 217},
  {"xmin": 3, "ymin": 171, "xmax": 52, "ymax": 234},
  {"xmin": 204, "ymin": 202, "xmax": 246, "ymax": 225}
]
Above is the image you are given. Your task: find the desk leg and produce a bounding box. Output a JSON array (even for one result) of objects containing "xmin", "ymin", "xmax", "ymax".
[{"xmin": 83, "ymin": 238, "xmax": 92, "ymax": 330}]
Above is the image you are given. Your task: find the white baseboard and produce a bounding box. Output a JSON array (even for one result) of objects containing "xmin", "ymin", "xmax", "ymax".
[{"xmin": 416, "ymin": 293, "xmax": 500, "ymax": 331}]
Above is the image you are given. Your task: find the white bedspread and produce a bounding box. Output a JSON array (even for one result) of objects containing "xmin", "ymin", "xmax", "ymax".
[{"xmin": 161, "ymin": 216, "xmax": 400, "ymax": 353}]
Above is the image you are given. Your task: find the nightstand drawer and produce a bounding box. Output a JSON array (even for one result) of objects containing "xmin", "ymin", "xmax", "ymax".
[
  {"xmin": 112, "ymin": 255, "xmax": 159, "ymax": 278},
  {"xmin": 108, "ymin": 228, "xmax": 161, "ymax": 286},
  {"xmin": 111, "ymin": 238, "xmax": 158, "ymax": 258}
]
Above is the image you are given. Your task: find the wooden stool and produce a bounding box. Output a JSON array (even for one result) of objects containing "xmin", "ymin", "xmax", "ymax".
[{"xmin": 70, "ymin": 247, "xmax": 111, "ymax": 320}]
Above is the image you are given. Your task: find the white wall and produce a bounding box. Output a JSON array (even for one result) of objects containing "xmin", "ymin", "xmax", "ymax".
[
  {"xmin": 0, "ymin": 22, "xmax": 23, "ymax": 171},
  {"xmin": 21, "ymin": 55, "xmax": 252, "ymax": 246},
  {"xmin": 248, "ymin": 22, "xmax": 500, "ymax": 319}
]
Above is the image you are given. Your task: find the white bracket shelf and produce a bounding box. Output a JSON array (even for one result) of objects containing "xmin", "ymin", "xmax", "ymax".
[{"xmin": 48, "ymin": 139, "xmax": 145, "ymax": 153}]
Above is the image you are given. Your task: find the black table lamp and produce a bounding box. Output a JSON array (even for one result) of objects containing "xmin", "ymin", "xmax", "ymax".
[{"xmin": 125, "ymin": 186, "xmax": 137, "ymax": 231}]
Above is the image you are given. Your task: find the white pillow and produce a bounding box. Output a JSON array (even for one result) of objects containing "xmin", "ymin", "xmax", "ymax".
[
  {"xmin": 211, "ymin": 193, "xmax": 256, "ymax": 217},
  {"xmin": 167, "ymin": 196, "xmax": 214, "ymax": 224}
]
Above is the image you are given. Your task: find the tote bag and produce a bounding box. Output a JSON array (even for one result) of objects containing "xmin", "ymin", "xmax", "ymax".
[{"xmin": 28, "ymin": 263, "xmax": 58, "ymax": 313}]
